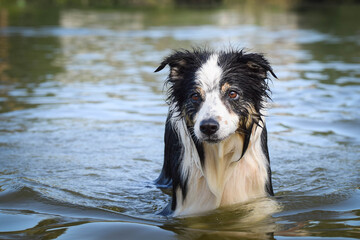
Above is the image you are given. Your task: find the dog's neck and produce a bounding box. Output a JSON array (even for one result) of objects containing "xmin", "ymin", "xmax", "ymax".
[{"xmin": 173, "ymin": 119, "xmax": 269, "ymax": 216}]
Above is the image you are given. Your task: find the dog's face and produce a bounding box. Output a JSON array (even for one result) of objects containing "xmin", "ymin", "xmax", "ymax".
[{"xmin": 155, "ymin": 49, "xmax": 276, "ymax": 144}]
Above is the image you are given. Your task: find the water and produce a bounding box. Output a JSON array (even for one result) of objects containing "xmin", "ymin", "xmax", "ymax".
[{"xmin": 0, "ymin": 2, "xmax": 359, "ymax": 239}]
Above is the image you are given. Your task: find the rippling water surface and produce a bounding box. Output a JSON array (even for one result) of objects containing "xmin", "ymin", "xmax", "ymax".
[{"xmin": 0, "ymin": 3, "xmax": 359, "ymax": 239}]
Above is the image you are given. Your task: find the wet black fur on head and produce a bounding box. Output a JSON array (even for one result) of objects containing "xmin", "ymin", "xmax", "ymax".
[
  {"xmin": 155, "ymin": 49, "xmax": 212, "ymax": 120},
  {"xmin": 155, "ymin": 48, "xmax": 277, "ymax": 128}
]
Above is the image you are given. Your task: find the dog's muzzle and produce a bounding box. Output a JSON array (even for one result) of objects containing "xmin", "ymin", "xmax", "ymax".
[{"xmin": 199, "ymin": 118, "xmax": 220, "ymax": 137}]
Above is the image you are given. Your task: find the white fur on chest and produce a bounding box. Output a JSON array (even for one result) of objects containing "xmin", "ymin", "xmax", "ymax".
[{"xmin": 173, "ymin": 118, "xmax": 269, "ymax": 216}]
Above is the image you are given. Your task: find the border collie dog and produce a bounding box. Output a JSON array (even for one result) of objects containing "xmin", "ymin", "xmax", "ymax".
[{"xmin": 155, "ymin": 48, "xmax": 277, "ymax": 216}]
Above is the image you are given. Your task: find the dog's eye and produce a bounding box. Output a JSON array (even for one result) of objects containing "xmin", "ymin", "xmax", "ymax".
[
  {"xmin": 191, "ymin": 93, "xmax": 200, "ymax": 102},
  {"xmin": 228, "ymin": 91, "xmax": 239, "ymax": 99}
]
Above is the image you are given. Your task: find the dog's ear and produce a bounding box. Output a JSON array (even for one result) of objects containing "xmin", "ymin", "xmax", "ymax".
[
  {"xmin": 154, "ymin": 52, "xmax": 190, "ymax": 73},
  {"xmin": 240, "ymin": 53, "xmax": 277, "ymax": 79},
  {"xmin": 154, "ymin": 61, "xmax": 168, "ymax": 73},
  {"xmin": 154, "ymin": 50, "xmax": 197, "ymax": 81},
  {"xmin": 154, "ymin": 57, "xmax": 186, "ymax": 80}
]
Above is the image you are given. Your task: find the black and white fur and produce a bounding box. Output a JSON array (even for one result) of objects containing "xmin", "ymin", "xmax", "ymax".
[{"xmin": 155, "ymin": 48, "xmax": 277, "ymax": 216}]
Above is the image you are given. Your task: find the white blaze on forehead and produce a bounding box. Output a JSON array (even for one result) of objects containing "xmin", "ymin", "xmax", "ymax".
[
  {"xmin": 196, "ymin": 54, "xmax": 222, "ymax": 91},
  {"xmin": 194, "ymin": 53, "xmax": 239, "ymax": 141}
]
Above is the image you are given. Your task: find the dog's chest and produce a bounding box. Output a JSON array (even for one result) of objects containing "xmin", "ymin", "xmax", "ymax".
[
  {"xmin": 201, "ymin": 134, "xmax": 243, "ymax": 204},
  {"xmin": 175, "ymin": 130, "xmax": 268, "ymax": 216}
]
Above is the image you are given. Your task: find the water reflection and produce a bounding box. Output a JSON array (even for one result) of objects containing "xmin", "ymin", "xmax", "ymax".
[
  {"xmin": 161, "ymin": 198, "xmax": 281, "ymax": 240},
  {"xmin": 0, "ymin": 1, "xmax": 359, "ymax": 239},
  {"xmin": 0, "ymin": 8, "xmax": 63, "ymax": 113}
]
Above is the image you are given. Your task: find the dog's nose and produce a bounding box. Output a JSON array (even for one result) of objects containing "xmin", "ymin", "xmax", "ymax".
[{"xmin": 200, "ymin": 119, "xmax": 219, "ymax": 135}]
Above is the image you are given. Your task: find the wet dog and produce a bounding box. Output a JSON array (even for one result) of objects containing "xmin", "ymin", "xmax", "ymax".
[{"xmin": 155, "ymin": 48, "xmax": 277, "ymax": 216}]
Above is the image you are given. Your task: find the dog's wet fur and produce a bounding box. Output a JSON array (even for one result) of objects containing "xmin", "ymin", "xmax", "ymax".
[{"xmin": 155, "ymin": 48, "xmax": 277, "ymax": 216}]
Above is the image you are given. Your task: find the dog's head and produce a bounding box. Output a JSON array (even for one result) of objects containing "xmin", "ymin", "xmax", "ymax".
[{"xmin": 155, "ymin": 48, "xmax": 276, "ymax": 144}]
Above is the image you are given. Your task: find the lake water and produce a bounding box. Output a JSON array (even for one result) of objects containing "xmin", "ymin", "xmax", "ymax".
[{"xmin": 0, "ymin": 2, "xmax": 359, "ymax": 239}]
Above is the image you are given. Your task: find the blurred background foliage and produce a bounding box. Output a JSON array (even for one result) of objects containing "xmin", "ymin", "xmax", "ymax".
[
  {"xmin": 1, "ymin": 0, "xmax": 359, "ymax": 36},
  {"xmin": 1, "ymin": 0, "xmax": 359, "ymax": 29},
  {"xmin": 1, "ymin": 0, "xmax": 360, "ymax": 9}
]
